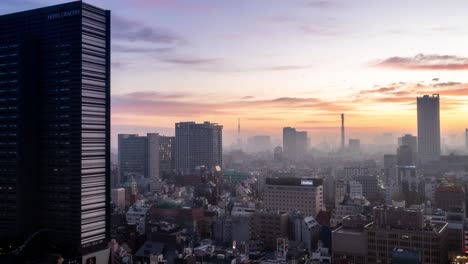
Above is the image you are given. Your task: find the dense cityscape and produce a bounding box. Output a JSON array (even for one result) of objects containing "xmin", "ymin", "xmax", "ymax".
[{"xmin": 2, "ymin": 1, "xmax": 468, "ymax": 264}]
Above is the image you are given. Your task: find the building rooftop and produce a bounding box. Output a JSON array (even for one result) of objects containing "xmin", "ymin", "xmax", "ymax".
[{"xmin": 265, "ymin": 177, "xmax": 323, "ymax": 187}]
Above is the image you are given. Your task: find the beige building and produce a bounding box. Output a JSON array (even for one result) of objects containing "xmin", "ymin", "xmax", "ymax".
[
  {"xmin": 263, "ymin": 177, "xmax": 324, "ymax": 217},
  {"xmin": 250, "ymin": 211, "xmax": 289, "ymax": 249}
]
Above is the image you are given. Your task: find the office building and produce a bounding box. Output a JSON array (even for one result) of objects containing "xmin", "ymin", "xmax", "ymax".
[
  {"xmin": 417, "ymin": 94, "xmax": 441, "ymax": 165},
  {"xmin": 435, "ymin": 185, "xmax": 465, "ymax": 213},
  {"xmin": 283, "ymin": 127, "xmax": 297, "ymax": 160},
  {"xmin": 175, "ymin": 122, "xmax": 223, "ymax": 172},
  {"xmin": 296, "ymin": 131, "xmax": 308, "ymax": 157},
  {"xmin": 384, "ymin": 154, "xmax": 398, "ymax": 202},
  {"xmin": 398, "ymin": 134, "xmax": 417, "ymax": 162},
  {"xmin": 126, "ymin": 201, "xmax": 151, "ymax": 235},
  {"xmin": 332, "ymin": 215, "xmax": 371, "ymax": 264},
  {"xmin": 0, "ymin": 1, "xmax": 110, "ymax": 260},
  {"xmin": 349, "ymin": 180, "xmax": 363, "ymax": 198},
  {"xmin": 398, "ymin": 165, "xmax": 419, "ymax": 193},
  {"xmin": 213, "ymin": 214, "xmax": 252, "ymax": 245},
  {"xmin": 354, "ymin": 175, "xmax": 379, "ymax": 202},
  {"xmin": 330, "ymin": 196, "xmax": 369, "ymax": 227},
  {"xmin": 263, "ymin": 177, "xmax": 324, "ymax": 217},
  {"xmin": 397, "ymin": 145, "xmax": 415, "ymax": 166},
  {"xmin": 335, "ymin": 178, "xmax": 347, "ymax": 207},
  {"xmin": 159, "ymin": 136, "xmax": 175, "ymax": 176},
  {"xmin": 292, "ymin": 215, "xmax": 321, "ymax": 254},
  {"xmin": 366, "ymin": 206, "xmax": 448, "ymax": 264},
  {"xmin": 282, "ymin": 127, "xmax": 308, "ymax": 160},
  {"xmin": 343, "ymin": 166, "xmax": 369, "ymax": 178},
  {"xmin": 251, "ymin": 211, "xmax": 289, "ymax": 249},
  {"xmin": 147, "ymin": 133, "xmax": 160, "ymax": 180},
  {"xmin": 148, "ymin": 133, "xmax": 175, "ymax": 178},
  {"xmin": 118, "ymin": 134, "xmax": 148, "ymax": 182},
  {"xmin": 118, "ymin": 133, "xmax": 175, "ymax": 183}
]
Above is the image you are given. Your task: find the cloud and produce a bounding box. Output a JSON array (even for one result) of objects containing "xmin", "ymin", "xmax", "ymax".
[
  {"xmin": 112, "ymin": 15, "xmax": 186, "ymax": 45},
  {"xmin": 374, "ymin": 54, "xmax": 468, "ymax": 70},
  {"xmin": 268, "ymin": 15, "xmax": 341, "ymax": 37},
  {"xmin": 1, "ymin": 0, "xmax": 40, "ymax": 12},
  {"xmin": 360, "ymin": 87, "xmax": 396, "ymax": 95},
  {"xmin": 259, "ymin": 64, "xmax": 314, "ymax": 71},
  {"xmin": 123, "ymin": 91, "xmax": 192, "ymax": 100},
  {"xmin": 241, "ymin": 96, "xmax": 255, "ymax": 100},
  {"xmin": 352, "ymin": 80, "xmax": 468, "ymax": 114},
  {"xmin": 161, "ymin": 57, "xmax": 222, "ymax": 66},
  {"xmin": 434, "ymin": 82, "xmax": 461, "ymax": 87},
  {"xmin": 112, "ymin": 92, "xmax": 352, "ymax": 124},
  {"xmin": 123, "ymin": 0, "xmax": 215, "ymax": 14},
  {"xmin": 307, "ymin": 1, "xmax": 338, "ymax": 8},
  {"xmin": 245, "ymin": 117, "xmax": 283, "ymax": 121},
  {"xmin": 113, "ymin": 45, "xmax": 174, "ymax": 54}
]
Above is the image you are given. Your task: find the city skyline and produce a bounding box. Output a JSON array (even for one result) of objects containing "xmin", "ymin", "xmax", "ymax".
[
  {"xmin": 4, "ymin": 2, "xmax": 468, "ymax": 263},
  {"xmin": 3, "ymin": 0, "xmax": 468, "ymax": 146}
]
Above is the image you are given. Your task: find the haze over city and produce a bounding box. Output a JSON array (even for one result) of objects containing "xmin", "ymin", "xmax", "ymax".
[
  {"xmin": 4, "ymin": 0, "xmax": 468, "ymax": 147},
  {"xmin": 5, "ymin": 0, "xmax": 468, "ymax": 263}
]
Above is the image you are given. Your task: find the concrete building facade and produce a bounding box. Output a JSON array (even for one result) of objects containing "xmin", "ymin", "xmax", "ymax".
[{"xmin": 263, "ymin": 178, "xmax": 324, "ymax": 217}]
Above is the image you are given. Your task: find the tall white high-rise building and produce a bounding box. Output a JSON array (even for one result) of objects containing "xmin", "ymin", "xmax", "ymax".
[{"xmin": 417, "ymin": 94, "xmax": 440, "ymax": 165}]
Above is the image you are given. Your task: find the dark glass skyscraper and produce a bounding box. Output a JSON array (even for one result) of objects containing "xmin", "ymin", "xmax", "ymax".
[
  {"xmin": 0, "ymin": 1, "xmax": 110, "ymax": 260},
  {"xmin": 118, "ymin": 134, "xmax": 148, "ymax": 182}
]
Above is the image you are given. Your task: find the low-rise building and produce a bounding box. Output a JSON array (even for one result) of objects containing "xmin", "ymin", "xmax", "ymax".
[
  {"xmin": 366, "ymin": 206, "xmax": 448, "ymax": 264},
  {"xmin": 332, "ymin": 214, "xmax": 371, "ymax": 264},
  {"xmin": 126, "ymin": 201, "xmax": 152, "ymax": 234},
  {"xmin": 251, "ymin": 211, "xmax": 289, "ymax": 249}
]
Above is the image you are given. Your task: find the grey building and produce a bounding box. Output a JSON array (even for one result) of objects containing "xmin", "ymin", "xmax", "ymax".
[
  {"xmin": 417, "ymin": 94, "xmax": 440, "ymax": 165},
  {"xmin": 296, "ymin": 131, "xmax": 308, "ymax": 158},
  {"xmin": 354, "ymin": 175, "xmax": 379, "ymax": 202},
  {"xmin": 118, "ymin": 133, "xmax": 175, "ymax": 183},
  {"xmin": 397, "ymin": 145, "xmax": 415, "ymax": 166},
  {"xmin": 282, "ymin": 127, "xmax": 308, "ymax": 160},
  {"xmin": 175, "ymin": 122, "xmax": 223, "ymax": 172},
  {"xmin": 398, "ymin": 134, "xmax": 417, "ymax": 165},
  {"xmin": 384, "ymin": 154, "xmax": 397, "ymax": 179},
  {"xmin": 283, "ymin": 127, "xmax": 297, "ymax": 160},
  {"xmin": 118, "ymin": 134, "xmax": 148, "ymax": 182},
  {"xmin": 332, "ymin": 215, "xmax": 371, "ymax": 264}
]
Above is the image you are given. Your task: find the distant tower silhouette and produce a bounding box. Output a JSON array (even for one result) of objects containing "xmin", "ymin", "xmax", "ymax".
[{"xmin": 341, "ymin": 113, "xmax": 345, "ymax": 149}]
